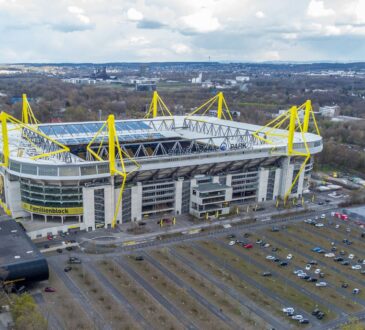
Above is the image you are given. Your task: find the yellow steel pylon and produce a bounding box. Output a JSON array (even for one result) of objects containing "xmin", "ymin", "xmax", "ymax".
[
  {"xmin": 21, "ymin": 94, "xmax": 39, "ymax": 125},
  {"xmin": 86, "ymin": 115, "xmax": 140, "ymax": 228},
  {"xmin": 187, "ymin": 92, "xmax": 233, "ymax": 120},
  {"xmin": 144, "ymin": 91, "xmax": 173, "ymax": 118},
  {"xmin": 252, "ymin": 100, "xmax": 320, "ymax": 204}
]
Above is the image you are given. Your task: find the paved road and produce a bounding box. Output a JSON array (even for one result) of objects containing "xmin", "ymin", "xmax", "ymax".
[
  {"xmin": 267, "ymin": 230, "xmax": 365, "ymax": 289},
  {"xmin": 114, "ymin": 257, "xmax": 198, "ymax": 330},
  {"xmin": 191, "ymin": 243, "xmax": 317, "ymax": 327},
  {"xmin": 216, "ymin": 240, "xmax": 320, "ymax": 325},
  {"xmin": 142, "ymin": 251, "xmax": 239, "ymax": 329},
  {"xmin": 32, "ymin": 292, "xmax": 64, "ymax": 330},
  {"xmin": 214, "ymin": 239, "xmax": 345, "ymax": 319},
  {"xmin": 48, "ymin": 260, "xmax": 110, "ymax": 330},
  {"xmin": 82, "ymin": 262, "xmax": 151, "ymax": 330},
  {"xmin": 300, "ymin": 225, "xmax": 364, "ymax": 256},
  {"xmin": 168, "ymin": 247, "xmax": 290, "ymax": 330}
]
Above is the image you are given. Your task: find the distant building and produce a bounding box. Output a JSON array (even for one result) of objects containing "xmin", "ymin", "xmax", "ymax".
[
  {"xmin": 209, "ymin": 109, "xmax": 240, "ymax": 118},
  {"xmin": 331, "ymin": 116, "xmax": 363, "ymax": 122},
  {"xmin": 319, "ymin": 105, "xmax": 340, "ymax": 117},
  {"xmin": 62, "ymin": 78, "xmax": 96, "ymax": 85},
  {"xmin": 192, "ymin": 73, "xmax": 203, "ymax": 84},
  {"xmin": 135, "ymin": 80, "xmax": 157, "ymax": 92},
  {"xmin": 236, "ymin": 76, "xmax": 250, "ymax": 82},
  {"xmin": 91, "ymin": 66, "xmax": 110, "ymax": 80}
]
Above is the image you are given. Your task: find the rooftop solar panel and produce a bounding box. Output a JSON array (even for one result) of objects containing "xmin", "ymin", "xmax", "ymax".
[{"xmin": 38, "ymin": 120, "xmax": 151, "ymax": 138}]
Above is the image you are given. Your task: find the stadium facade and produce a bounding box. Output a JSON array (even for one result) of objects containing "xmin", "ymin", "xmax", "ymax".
[{"xmin": 0, "ymin": 93, "xmax": 322, "ymax": 238}]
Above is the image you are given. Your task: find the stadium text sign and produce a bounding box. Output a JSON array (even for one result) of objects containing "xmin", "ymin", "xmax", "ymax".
[{"xmin": 21, "ymin": 202, "xmax": 83, "ymax": 215}]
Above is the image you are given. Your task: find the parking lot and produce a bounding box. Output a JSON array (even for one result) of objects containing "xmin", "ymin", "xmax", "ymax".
[{"xmin": 32, "ymin": 210, "xmax": 365, "ymax": 330}]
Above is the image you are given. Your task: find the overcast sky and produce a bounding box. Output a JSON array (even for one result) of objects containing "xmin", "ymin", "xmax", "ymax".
[{"xmin": 1, "ymin": 0, "xmax": 365, "ymax": 63}]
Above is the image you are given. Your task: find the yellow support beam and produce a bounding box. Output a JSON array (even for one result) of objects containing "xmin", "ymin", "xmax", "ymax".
[
  {"xmin": 108, "ymin": 115, "xmax": 116, "ymax": 175},
  {"xmin": 303, "ymin": 100, "xmax": 311, "ymax": 133},
  {"xmin": 0, "ymin": 112, "xmax": 9, "ymax": 167},
  {"xmin": 288, "ymin": 106, "xmax": 297, "ymax": 155},
  {"xmin": 152, "ymin": 91, "xmax": 158, "ymax": 118},
  {"xmin": 22, "ymin": 94, "xmax": 28, "ymax": 125},
  {"xmin": 217, "ymin": 92, "xmax": 223, "ymax": 119}
]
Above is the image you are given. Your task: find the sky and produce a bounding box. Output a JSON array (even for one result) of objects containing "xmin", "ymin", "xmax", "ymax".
[{"xmin": 1, "ymin": 0, "xmax": 365, "ymax": 63}]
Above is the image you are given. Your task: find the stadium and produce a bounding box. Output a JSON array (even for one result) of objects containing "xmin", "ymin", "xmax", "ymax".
[{"xmin": 0, "ymin": 92, "xmax": 322, "ymax": 238}]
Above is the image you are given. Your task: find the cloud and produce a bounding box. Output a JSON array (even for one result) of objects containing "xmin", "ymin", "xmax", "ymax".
[
  {"xmin": 0, "ymin": 0, "xmax": 365, "ymax": 62},
  {"xmin": 180, "ymin": 9, "xmax": 221, "ymax": 33},
  {"xmin": 127, "ymin": 8, "xmax": 143, "ymax": 21},
  {"xmin": 255, "ymin": 11, "xmax": 266, "ymax": 19},
  {"xmin": 171, "ymin": 43, "xmax": 191, "ymax": 54},
  {"xmin": 307, "ymin": 0, "xmax": 335, "ymax": 18},
  {"xmin": 137, "ymin": 20, "xmax": 166, "ymax": 29}
]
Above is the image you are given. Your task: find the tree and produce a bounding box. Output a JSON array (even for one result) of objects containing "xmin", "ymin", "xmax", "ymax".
[{"xmin": 11, "ymin": 293, "xmax": 47, "ymax": 330}]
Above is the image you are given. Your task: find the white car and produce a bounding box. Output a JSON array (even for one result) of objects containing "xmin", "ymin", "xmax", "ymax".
[
  {"xmin": 315, "ymin": 223, "xmax": 324, "ymax": 227},
  {"xmin": 335, "ymin": 224, "xmax": 340, "ymax": 229},
  {"xmin": 305, "ymin": 264, "xmax": 311, "ymax": 271},
  {"xmin": 314, "ymin": 268, "xmax": 321, "ymax": 274},
  {"xmin": 266, "ymin": 255, "xmax": 275, "ymax": 260},
  {"xmin": 352, "ymin": 265, "xmax": 362, "ymax": 270},
  {"xmin": 316, "ymin": 282, "xmax": 327, "ymax": 287},
  {"xmin": 292, "ymin": 315, "xmax": 304, "ymax": 320},
  {"xmin": 264, "ymin": 243, "xmax": 271, "ymax": 248},
  {"xmin": 315, "ymin": 216, "xmax": 319, "ymax": 220},
  {"xmin": 298, "ymin": 273, "xmax": 307, "ymax": 278},
  {"xmin": 348, "ymin": 254, "xmax": 354, "ymax": 260},
  {"xmin": 325, "ymin": 253, "xmax": 335, "ymax": 258},
  {"xmin": 320, "ymin": 214, "xmax": 326, "ymax": 219},
  {"xmin": 287, "ymin": 254, "xmax": 293, "ymax": 260},
  {"xmin": 229, "ymin": 241, "xmax": 236, "ymax": 246},
  {"xmin": 282, "ymin": 307, "xmax": 294, "ymax": 313},
  {"xmin": 293, "ymin": 269, "xmax": 303, "ymax": 275}
]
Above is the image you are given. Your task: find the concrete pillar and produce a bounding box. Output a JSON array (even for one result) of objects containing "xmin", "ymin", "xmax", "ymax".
[
  {"xmin": 257, "ymin": 168, "xmax": 269, "ymax": 202},
  {"xmin": 104, "ymin": 185, "xmax": 114, "ymax": 228},
  {"xmin": 226, "ymin": 174, "xmax": 232, "ymax": 187},
  {"xmin": 278, "ymin": 157, "xmax": 294, "ymax": 199},
  {"xmin": 175, "ymin": 179, "xmax": 183, "ymax": 215},
  {"xmin": 82, "ymin": 186, "xmax": 95, "ymax": 230},
  {"xmin": 273, "ymin": 168, "xmax": 281, "ymax": 199},
  {"xmin": 131, "ymin": 182, "xmax": 142, "ymax": 222},
  {"xmin": 114, "ymin": 188, "xmax": 123, "ymax": 224}
]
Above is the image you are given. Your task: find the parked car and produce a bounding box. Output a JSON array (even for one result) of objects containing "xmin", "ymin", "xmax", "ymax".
[
  {"xmin": 64, "ymin": 266, "xmax": 72, "ymax": 272},
  {"xmin": 243, "ymin": 244, "xmax": 253, "ymax": 249},
  {"xmin": 282, "ymin": 307, "xmax": 294, "ymax": 313},
  {"xmin": 280, "ymin": 261, "xmax": 289, "ymax": 267},
  {"xmin": 261, "ymin": 272, "xmax": 272, "ymax": 277},
  {"xmin": 316, "ymin": 282, "xmax": 327, "ymax": 287},
  {"xmin": 341, "ymin": 283, "xmax": 349, "ymax": 288},
  {"xmin": 299, "ymin": 319, "xmax": 309, "ymax": 324},
  {"xmin": 266, "ymin": 255, "xmax": 275, "ymax": 260},
  {"xmin": 229, "ymin": 241, "xmax": 235, "ymax": 246},
  {"xmin": 315, "ymin": 223, "xmax": 324, "ymax": 227},
  {"xmin": 56, "ymin": 249, "xmax": 63, "ymax": 253},
  {"xmin": 135, "ymin": 256, "xmax": 144, "ymax": 261},
  {"xmin": 291, "ymin": 315, "xmax": 303, "ymax": 320},
  {"xmin": 68, "ymin": 257, "xmax": 81, "ymax": 264},
  {"xmin": 287, "ymin": 254, "xmax": 293, "ymax": 260},
  {"xmin": 353, "ymin": 288, "xmax": 360, "ymax": 294},
  {"xmin": 44, "ymin": 287, "xmax": 56, "ymax": 293},
  {"xmin": 351, "ymin": 265, "xmax": 362, "ymax": 270},
  {"xmin": 305, "ymin": 264, "xmax": 311, "ymax": 270}
]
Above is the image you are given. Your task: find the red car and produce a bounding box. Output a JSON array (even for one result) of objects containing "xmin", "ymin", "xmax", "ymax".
[
  {"xmin": 44, "ymin": 287, "xmax": 56, "ymax": 293},
  {"xmin": 47, "ymin": 234, "xmax": 53, "ymax": 240},
  {"xmin": 243, "ymin": 244, "xmax": 253, "ymax": 249}
]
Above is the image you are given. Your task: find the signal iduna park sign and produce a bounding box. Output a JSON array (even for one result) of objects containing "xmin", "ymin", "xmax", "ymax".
[{"xmin": 21, "ymin": 202, "xmax": 83, "ymax": 215}]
